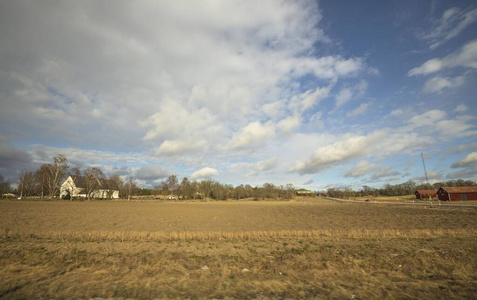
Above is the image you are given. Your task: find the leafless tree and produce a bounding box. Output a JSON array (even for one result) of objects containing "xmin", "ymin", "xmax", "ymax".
[
  {"xmin": 83, "ymin": 167, "xmax": 105, "ymax": 200},
  {"xmin": 166, "ymin": 175, "xmax": 178, "ymax": 199},
  {"xmin": 41, "ymin": 154, "xmax": 68, "ymax": 199},
  {"xmin": 105, "ymin": 174, "xmax": 124, "ymax": 199},
  {"xmin": 125, "ymin": 177, "xmax": 138, "ymax": 200},
  {"xmin": 18, "ymin": 171, "xmax": 36, "ymax": 199},
  {"xmin": 0, "ymin": 174, "xmax": 10, "ymax": 197}
]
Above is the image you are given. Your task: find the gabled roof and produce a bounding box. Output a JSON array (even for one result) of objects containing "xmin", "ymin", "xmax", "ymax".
[
  {"xmin": 415, "ymin": 190, "xmax": 437, "ymax": 194},
  {"xmin": 439, "ymin": 186, "xmax": 477, "ymax": 193}
]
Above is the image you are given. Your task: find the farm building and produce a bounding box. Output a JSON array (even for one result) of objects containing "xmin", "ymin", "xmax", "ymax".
[
  {"xmin": 415, "ymin": 190, "xmax": 437, "ymax": 200},
  {"xmin": 296, "ymin": 189, "xmax": 316, "ymax": 197},
  {"xmin": 437, "ymin": 186, "xmax": 477, "ymax": 201},
  {"xmin": 60, "ymin": 176, "xmax": 119, "ymax": 199}
]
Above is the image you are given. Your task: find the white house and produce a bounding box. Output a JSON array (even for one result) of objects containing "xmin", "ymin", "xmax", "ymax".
[{"xmin": 60, "ymin": 176, "xmax": 119, "ymax": 199}]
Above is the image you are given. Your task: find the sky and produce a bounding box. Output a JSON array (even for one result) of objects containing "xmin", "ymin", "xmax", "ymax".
[{"xmin": 1, "ymin": 0, "xmax": 477, "ymax": 190}]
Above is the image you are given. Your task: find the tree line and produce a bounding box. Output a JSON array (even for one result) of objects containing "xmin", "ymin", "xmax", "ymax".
[
  {"xmin": 324, "ymin": 179, "xmax": 477, "ymax": 199},
  {"xmin": 1, "ymin": 154, "xmax": 475, "ymax": 200},
  {"xmin": 0, "ymin": 154, "xmax": 296, "ymax": 200}
]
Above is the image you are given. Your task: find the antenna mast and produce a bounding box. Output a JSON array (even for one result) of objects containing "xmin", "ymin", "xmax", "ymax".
[{"xmin": 421, "ymin": 152, "xmax": 429, "ymax": 185}]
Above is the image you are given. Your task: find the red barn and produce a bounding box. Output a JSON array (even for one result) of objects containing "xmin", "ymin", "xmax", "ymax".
[
  {"xmin": 415, "ymin": 190, "xmax": 437, "ymax": 200},
  {"xmin": 437, "ymin": 187, "xmax": 477, "ymax": 201}
]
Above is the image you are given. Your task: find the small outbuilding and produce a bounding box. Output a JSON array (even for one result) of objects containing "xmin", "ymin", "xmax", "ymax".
[
  {"xmin": 415, "ymin": 190, "xmax": 437, "ymax": 200},
  {"xmin": 437, "ymin": 186, "xmax": 477, "ymax": 201}
]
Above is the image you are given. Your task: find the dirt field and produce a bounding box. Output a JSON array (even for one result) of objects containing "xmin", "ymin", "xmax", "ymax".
[{"xmin": 1, "ymin": 198, "xmax": 477, "ymax": 299}]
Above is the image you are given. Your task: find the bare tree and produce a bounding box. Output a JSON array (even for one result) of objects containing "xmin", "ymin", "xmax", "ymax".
[
  {"xmin": 105, "ymin": 174, "xmax": 124, "ymax": 199},
  {"xmin": 285, "ymin": 183, "xmax": 295, "ymax": 199},
  {"xmin": 166, "ymin": 175, "xmax": 178, "ymax": 199},
  {"xmin": 18, "ymin": 171, "xmax": 36, "ymax": 199},
  {"xmin": 125, "ymin": 177, "xmax": 138, "ymax": 200},
  {"xmin": 42, "ymin": 154, "xmax": 68, "ymax": 199},
  {"xmin": 0, "ymin": 174, "xmax": 10, "ymax": 198},
  {"xmin": 83, "ymin": 167, "xmax": 105, "ymax": 200}
]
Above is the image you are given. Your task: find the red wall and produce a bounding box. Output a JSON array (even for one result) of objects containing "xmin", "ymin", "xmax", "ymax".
[{"xmin": 438, "ymin": 191, "xmax": 477, "ymax": 201}]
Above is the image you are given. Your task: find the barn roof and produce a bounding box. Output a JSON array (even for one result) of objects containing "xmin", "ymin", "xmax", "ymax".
[
  {"xmin": 415, "ymin": 190, "xmax": 437, "ymax": 194},
  {"xmin": 439, "ymin": 186, "xmax": 477, "ymax": 193}
]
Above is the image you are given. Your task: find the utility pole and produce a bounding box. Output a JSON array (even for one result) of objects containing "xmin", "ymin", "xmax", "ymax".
[{"xmin": 421, "ymin": 152, "xmax": 429, "ymax": 185}]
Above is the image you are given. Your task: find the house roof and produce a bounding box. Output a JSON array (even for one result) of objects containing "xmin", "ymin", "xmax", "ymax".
[
  {"xmin": 415, "ymin": 190, "xmax": 437, "ymax": 194},
  {"xmin": 439, "ymin": 186, "xmax": 477, "ymax": 193}
]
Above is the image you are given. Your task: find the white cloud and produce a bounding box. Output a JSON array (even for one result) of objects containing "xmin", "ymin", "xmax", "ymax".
[
  {"xmin": 451, "ymin": 152, "xmax": 477, "ymax": 168},
  {"xmin": 255, "ymin": 158, "xmax": 279, "ymax": 172},
  {"xmin": 422, "ymin": 76, "xmax": 465, "ymax": 93},
  {"xmin": 347, "ymin": 102, "xmax": 369, "ymax": 117},
  {"xmin": 420, "ymin": 7, "xmax": 477, "ymax": 49},
  {"xmin": 447, "ymin": 152, "xmax": 477, "ymax": 179},
  {"xmin": 455, "ymin": 104, "xmax": 468, "ymax": 113},
  {"xmin": 408, "ymin": 110, "xmax": 447, "ymax": 129},
  {"xmin": 157, "ymin": 139, "xmax": 207, "ymax": 156},
  {"xmin": 262, "ymin": 100, "xmax": 286, "ymax": 120},
  {"xmin": 288, "ymin": 83, "xmax": 333, "ymax": 114},
  {"xmin": 344, "ymin": 161, "xmax": 379, "ymax": 178},
  {"xmin": 290, "ymin": 131, "xmax": 386, "ymax": 174},
  {"xmin": 408, "ymin": 39, "xmax": 477, "ymax": 76},
  {"xmin": 227, "ymin": 121, "xmax": 276, "ymax": 150},
  {"xmin": 135, "ymin": 165, "xmax": 170, "ymax": 181},
  {"xmin": 289, "ymin": 126, "xmax": 435, "ymax": 175},
  {"xmin": 435, "ymin": 115, "xmax": 477, "ymax": 137},
  {"xmin": 335, "ymin": 88, "xmax": 352, "ymax": 108},
  {"xmin": 334, "ymin": 80, "xmax": 367, "ymax": 109},
  {"xmin": 370, "ymin": 168, "xmax": 401, "ymax": 181},
  {"xmin": 278, "ymin": 114, "xmax": 302, "ymax": 133},
  {"xmin": 191, "ymin": 167, "xmax": 219, "ymax": 179}
]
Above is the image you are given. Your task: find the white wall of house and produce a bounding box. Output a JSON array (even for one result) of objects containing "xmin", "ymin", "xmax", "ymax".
[{"xmin": 60, "ymin": 176, "xmax": 119, "ymax": 199}]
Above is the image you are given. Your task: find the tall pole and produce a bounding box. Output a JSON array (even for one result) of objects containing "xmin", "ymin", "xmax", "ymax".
[{"xmin": 421, "ymin": 152, "xmax": 429, "ymax": 185}]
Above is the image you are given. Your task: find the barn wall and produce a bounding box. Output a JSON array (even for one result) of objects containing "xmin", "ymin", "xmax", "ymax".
[
  {"xmin": 438, "ymin": 190, "xmax": 477, "ymax": 201},
  {"xmin": 449, "ymin": 192, "xmax": 477, "ymax": 201}
]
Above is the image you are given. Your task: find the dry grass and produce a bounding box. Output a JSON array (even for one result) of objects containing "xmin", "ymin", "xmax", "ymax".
[{"xmin": 1, "ymin": 199, "xmax": 476, "ymax": 299}]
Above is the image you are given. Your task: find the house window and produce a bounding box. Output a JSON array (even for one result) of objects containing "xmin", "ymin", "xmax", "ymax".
[{"xmin": 460, "ymin": 194, "xmax": 468, "ymax": 201}]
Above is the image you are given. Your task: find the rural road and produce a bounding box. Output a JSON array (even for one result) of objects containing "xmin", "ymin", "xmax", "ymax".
[{"xmin": 324, "ymin": 197, "xmax": 477, "ymax": 208}]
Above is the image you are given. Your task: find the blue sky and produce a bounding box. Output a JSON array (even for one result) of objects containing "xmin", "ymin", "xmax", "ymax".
[{"xmin": 0, "ymin": 0, "xmax": 476, "ymax": 190}]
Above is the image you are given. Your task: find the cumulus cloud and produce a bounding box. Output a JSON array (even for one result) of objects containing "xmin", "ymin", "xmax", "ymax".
[
  {"xmin": 191, "ymin": 167, "xmax": 219, "ymax": 179},
  {"xmin": 422, "ymin": 76, "xmax": 465, "ymax": 93},
  {"xmin": 289, "ymin": 126, "xmax": 435, "ymax": 175},
  {"xmin": 408, "ymin": 39, "xmax": 477, "ymax": 76},
  {"xmin": 344, "ymin": 161, "xmax": 379, "ymax": 178},
  {"xmin": 0, "ymin": 1, "xmax": 366, "ymax": 152},
  {"xmin": 447, "ymin": 153, "xmax": 477, "ymax": 179},
  {"xmin": 135, "ymin": 165, "xmax": 170, "ymax": 181},
  {"xmin": 405, "ymin": 110, "xmax": 477, "ymax": 139},
  {"xmin": 277, "ymin": 115, "xmax": 302, "ymax": 133},
  {"xmin": 157, "ymin": 139, "xmax": 207, "ymax": 156},
  {"xmin": 227, "ymin": 121, "xmax": 276, "ymax": 150},
  {"xmin": 290, "ymin": 131, "xmax": 386, "ymax": 174},
  {"xmin": 451, "ymin": 152, "xmax": 477, "ymax": 168}
]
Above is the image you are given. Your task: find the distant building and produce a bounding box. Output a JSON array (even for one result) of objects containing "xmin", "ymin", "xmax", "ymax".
[
  {"xmin": 437, "ymin": 186, "xmax": 477, "ymax": 201},
  {"xmin": 60, "ymin": 176, "xmax": 119, "ymax": 199},
  {"xmin": 2, "ymin": 193, "xmax": 17, "ymax": 199},
  {"xmin": 296, "ymin": 189, "xmax": 316, "ymax": 197},
  {"xmin": 415, "ymin": 190, "xmax": 437, "ymax": 200}
]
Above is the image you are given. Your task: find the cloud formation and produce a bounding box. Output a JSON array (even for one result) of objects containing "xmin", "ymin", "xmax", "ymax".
[
  {"xmin": 419, "ymin": 7, "xmax": 477, "ymax": 49},
  {"xmin": 191, "ymin": 167, "xmax": 219, "ymax": 180},
  {"xmin": 409, "ymin": 39, "xmax": 477, "ymax": 76}
]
